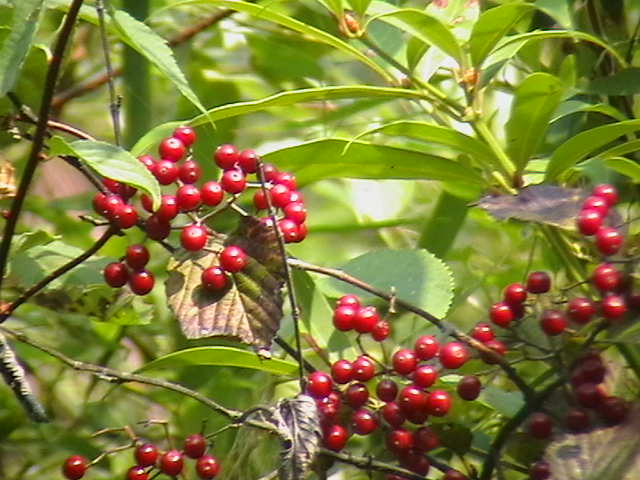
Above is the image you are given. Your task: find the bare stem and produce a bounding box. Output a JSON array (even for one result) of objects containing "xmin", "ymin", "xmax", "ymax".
[{"xmin": 96, "ymin": 0, "xmax": 122, "ymax": 145}]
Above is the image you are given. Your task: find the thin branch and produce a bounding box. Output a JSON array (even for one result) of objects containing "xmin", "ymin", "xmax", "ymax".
[
  {"xmin": 0, "ymin": 0, "xmax": 86, "ymax": 294},
  {"xmin": 96, "ymin": 0, "xmax": 122, "ymax": 145}
]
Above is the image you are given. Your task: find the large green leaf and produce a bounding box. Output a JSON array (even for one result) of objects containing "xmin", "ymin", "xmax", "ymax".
[
  {"xmin": 545, "ymin": 120, "xmax": 640, "ymax": 180},
  {"xmin": 604, "ymin": 157, "xmax": 640, "ymax": 183},
  {"xmin": 469, "ymin": 3, "xmax": 534, "ymax": 67},
  {"xmin": 131, "ymin": 86, "xmax": 425, "ymax": 156},
  {"xmin": 587, "ymin": 68, "xmax": 640, "ymax": 96},
  {"xmin": 418, "ymin": 190, "xmax": 468, "ymax": 258},
  {"xmin": 0, "ymin": 0, "xmax": 44, "ymax": 96},
  {"xmin": 367, "ymin": 9, "xmax": 464, "ymax": 66},
  {"xmin": 534, "ymin": 0, "xmax": 573, "ymax": 29},
  {"xmin": 324, "ymin": 248, "xmax": 454, "ymax": 319},
  {"xmin": 138, "ymin": 346, "xmax": 298, "ymax": 376},
  {"xmin": 505, "ymin": 72, "xmax": 564, "ymax": 171},
  {"xmin": 49, "ymin": 137, "xmax": 161, "ymax": 207},
  {"xmin": 550, "ymin": 100, "xmax": 627, "ymax": 124},
  {"xmin": 263, "ymin": 139, "xmax": 485, "ymax": 187}
]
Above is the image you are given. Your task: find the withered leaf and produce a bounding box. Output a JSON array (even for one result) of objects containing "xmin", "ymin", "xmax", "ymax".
[{"xmin": 166, "ymin": 216, "xmax": 286, "ymax": 353}]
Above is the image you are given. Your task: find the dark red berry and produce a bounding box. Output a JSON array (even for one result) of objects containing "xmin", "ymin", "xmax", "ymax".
[
  {"xmin": 386, "ymin": 428, "xmax": 414, "ymax": 454},
  {"xmin": 577, "ymin": 208, "xmax": 603, "ymax": 236},
  {"xmin": 202, "ymin": 266, "xmax": 228, "ymax": 292},
  {"xmin": 134, "ymin": 443, "xmax": 158, "ymax": 467},
  {"xmin": 540, "ymin": 310, "xmax": 567, "ymax": 336},
  {"xmin": 160, "ymin": 449, "xmax": 184, "ymax": 476},
  {"xmin": 527, "ymin": 412, "xmax": 553, "ymax": 439},
  {"xmin": 323, "ymin": 424, "xmax": 348, "ymax": 451},
  {"xmin": 601, "ymin": 294, "xmax": 627, "ymax": 320},
  {"xmin": 575, "ymin": 382, "xmax": 606, "ymax": 408},
  {"xmin": 126, "ymin": 244, "xmax": 150, "ymax": 270},
  {"xmin": 273, "ymin": 172, "xmax": 297, "ymax": 191},
  {"xmin": 480, "ymin": 339, "xmax": 508, "ymax": 364},
  {"xmin": 333, "ymin": 305, "xmax": 356, "ymax": 331},
  {"xmin": 201, "ymin": 181, "xmax": 224, "ymax": 206},
  {"xmin": 504, "ymin": 282, "xmax": 527, "ymax": 304},
  {"xmin": 184, "ymin": 433, "xmax": 207, "ymax": 458},
  {"xmin": 181, "ymin": 224, "xmax": 208, "ymax": 251},
  {"xmin": 439, "ymin": 342, "xmax": 470, "ymax": 369},
  {"xmin": 371, "ymin": 320, "xmax": 391, "ymax": 341},
  {"xmin": 172, "ymin": 126, "xmax": 197, "ymax": 147},
  {"xmin": 382, "ymin": 402, "xmax": 405, "ymax": 427},
  {"xmin": 196, "ymin": 454, "xmax": 221, "ymax": 479},
  {"xmin": 220, "ymin": 169, "xmax": 246, "ymax": 194},
  {"xmin": 398, "ymin": 385, "xmax": 428, "ymax": 415},
  {"xmin": 566, "ymin": 408, "xmax": 590, "ymax": 432},
  {"xmin": 179, "ymin": 160, "xmax": 202, "ymax": 184},
  {"xmin": 154, "ymin": 159, "xmax": 180, "ymax": 185},
  {"xmin": 113, "ymin": 203, "xmax": 139, "ymax": 229},
  {"xmin": 529, "ymin": 461, "xmax": 551, "ymax": 480},
  {"xmin": 598, "ymin": 396, "xmax": 629, "ymax": 424},
  {"xmin": 270, "ymin": 184, "xmax": 292, "ymax": 208},
  {"xmin": 129, "ymin": 270, "xmax": 154, "ymax": 295},
  {"xmin": 527, "ymin": 271, "xmax": 551, "ymax": 293},
  {"xmin": 457, "ymin": 375, "xmax": 481, "ymax": 401},
  {"xmin": 582, "ymin": 195, "xmax": 609, "ymax": 217},
  {"xmin": 219, "ymin": 245, "xmax": 248, "ymax": 273},
  {"xmin": 145, "ymin": 215, "xmax": 171, "ymax": 241},
  {"xmin": 425, "ymin": 389, "xmax": 451, "ymax": 416},
  {"xmin": 351, "ymin": 408, "xmax": 378, "ymax": 435},
  {"xmin": 392, "ymin": 348, "xmax": 418, "ymax": 375},
  {"xmin": 592, "ymin": 263, "xmax": 622, "ymax": 291},
  {"xmin": 283, "ymin": 202, "xmax": 307, "ymax": 225},
  {"xmin": 376, "ymin": 379, "xmax": 398, "ymax": 402},
  {"xmin": 159, "ymin": 137, "xmax": 186, "ymax": 162},
  {"xmin": 306, "ymin": 371, "xmax": 333, "ymax": 399},
  {"xmin": 414, "ymin": 335, "xmax": 439, "ymax": 360},
  {"xmin": 399, "ymin": 448, "xmax": 430, "ymax": 475},
  {"xmin": 237, "ymin": 149, "xmax": 259, "ymax": 173},
  {"xmin": 330, "ymin": 359, "xmax": 353, "ymax": 384},
  {"xmin": 352, "ymin": 355, "xmax": 376, "ymax": 381},
  {"xmin": 490, "ymin": 301, "xmax": 515, "ymax": 327},
  {"xmin": 127, "ymin": 465, "xmax": 149, "ymax": 480},
  {"xmin": 471, "ymin": 322, "xmax": 495, "ymax": 342},
  {"xmin": 443, "ymin": 470, "xmax": 468, "ymax": 480},
  {"xmin": 214, "ymin": 144, "xmax": 239, "ymax": 169},
  {"xmin": 104, "ymin": 262, "xmax": 129, "ymax": 287},
  {"xmin": 102, "ymin": 177, "xmax": 121, "ymax": 194},
  {"xmin": 595, "ymin": 227, "xmax": 623, "ymax": 255},
  {"xmin": 62, "ymin": 455, "xmax": 89, "ymax": 480},
  {"xmin": 567, "ymin": 297, "xmax": 596, "ymax": 324},
  {"xmin": 412, "ymin": 364, "xmax": 438, "ymax": 389},
  {"xmin": 344, "ymin": 382, "xmax": 369, "ymax": 408},
  {"xmin": 592, "ymin": 184, "xmax": 618, "ymax": 207},
  {"xmin": 413, "ymin": 426, "xmax": 439, "ymax": 452}
]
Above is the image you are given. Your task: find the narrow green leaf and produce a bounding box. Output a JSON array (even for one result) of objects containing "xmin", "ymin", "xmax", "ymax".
[
  {"xmin": 546, "ymin": 120, "xmax": 640, "ymax": 180},
  {"xmin": 108, "ymin": 9, "xmax": 209, "ymax": 118},
  {"xmin": 604, "ymin": 157, "xmax": 640, "ymax": 183},
  {"xmin": 132, "ymin": 86, "xmax": 426, "ymax": 156},
  {"xmin": 0, "ymin": 0, "xmax": 44, "ymax": 96},
  {"xmin": 367, "ymin": 9, "xmax": 464, "ymax": 65},
  {"xmin": 49, "ymin": 137, "xmax": 161, "ymax": 207},
  {"xmin": 324, "ymin": 0, "xmax": 343, "ymax": 16},
  {"xmin": 534, "ymin": 0, "xmax": 573, "ymax": 29},
  {"xmin": 263, "ymin": 139, "xmax": 485, "ymax": 187},
  {"xmin": 417, "ymin": 191, "xmax": 468, "ymax": 258},
  {"xmin": 138, "ymin": 346, "xmax": 298, "ymax": 376},
  {"xmin": 347, "ymin": 0, "xmax": 372, "ymax": 17},
  {"xmin": 505, "ymin": 72, "xmax": 564, "ymax": 171},
  {"xmin": 600, "ymin": 139, "xmax": 640, "ymax": 159},
  {"xmin": 469, "ymin": 3, "xmax": 534, "ymax": 67},
  {"xmin": 587, "ymin": 68, "xmax": 640, "ymax": 96},
  {"xmin": 550, "ymin": 100, "xmax": 627, "ymax": 124}
]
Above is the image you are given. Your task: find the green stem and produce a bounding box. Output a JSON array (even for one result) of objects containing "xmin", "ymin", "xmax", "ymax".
[{"xmin": 473, "ymin": 119, "xmax": 517, "ymax": 185}]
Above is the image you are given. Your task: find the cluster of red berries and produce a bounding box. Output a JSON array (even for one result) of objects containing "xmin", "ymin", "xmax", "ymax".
[
  {"xmin": 103, "ymin": 244, "xmax": 154, "ymax": 295},
  {"xmin": 62, "ymin": 433, "xmax": 221, "ymax": 480},
  {"xmin": 97, "ymin": 126, "xmax": 308, "ymax": 294},
  {"xmin": 306, "ymin": 294, "xmax": 477, "ymax": 479},
  {"xmin": 576, "ymin": 184, "xmax": 622, "ymax": 255}
]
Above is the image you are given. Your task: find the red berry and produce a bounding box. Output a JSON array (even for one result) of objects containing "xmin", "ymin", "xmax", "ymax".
[
  {"xmin": 179, "ymin": 160, "xmax": 202, "ymax": 184},
  {"xmin": 126, "ymin": 244, "xmax": 150, "ymax": 270},
  {"xmin": 592, "ymin": 184, "xmax": 618, "ymax": 207},
  {"xmin": 504, "ymin": 282, "xmax": 527, "ymax": 304},
  {"xmin": 104, "ymin": 262, "xmax": 129, "ymax": 287},
  {"xmin": 113, "ymin": 203, "xmax": 139, "ymax": 229},
  {"xmin": 412, "ymin": 364, "xmax": 438, "ymax": 389},
  {"xmin": 490, "ymin": 301, "xmax": 516, "ymax": 327},
  {"xmin": 262, "ymin": 163, "xmax": 279, "ymax": 182},
  {"xmin": 270, "ymin": 184, "xmax": 292, "ymax": 208},
  {"xmin": 344, "ymin": 382, "xmax": 369, "ymax": 408},
  {"xmin": 127, "ymin": 465, "xmax": 149, "ymax": 480},
  {"xmin": 333, "ymin": 305, "xmax": 356, "ymax": 331},
  {"xmin": 566, "ymin": 408, "xmax": 590, "ymax": 432},
  {"xmin": 184, "ymin": 433, "xmax": 207, "ymax": 458},
  {"xmin": 529, "ymin": 461, "xmax": 551, "ymax": 480},
  {"xmin": 138, "ymin": 154, "xmax": 155, "ymax": 170},
  {"xmin": 159, "ymin": 137, "xmax": 186, "ymax": 162},
  {"xmin": 398, "ymin": 385, "xmax": 428, "ymax": 415},
  {"xmin": 62, "ymin": 455, "xmax": 89, "ymax": 480},
  {"xmin": 392, "ymin": 348, "xmax": 418, "ymax": 375},
  {"xmin": 154, "ymin": 159, "xmax": 179, "ymax": 185},
  {"xmin": 352, "ymin": 355, "xmax": 376, "ymax": 381},
  {"xmin": 253, "ymin": 190, "xmax": 270, "ymax": 210},
  {"xmin": 399, "ymin": 448, "xmax": 430, "ymax": 475},
  {"xmin": 577, "ymin": 208, "xmax": 603, "ymax": 236},
  {"xmin": 595, "ymin": 227, "xmax": 623, "ymax": 255},
  {"xmin": 134, "ymin": 443, "xmax": 158, "ymax": 467},
  {"xmin": 153, "ymin": 195, "xmax": 178, "ymax": 222},
  {"xmin": 371, "ymin": 320, "xmax": 391, "ymax": 341},
  {"xmin": 102, "ymin": 177, "xmax": 121, "ymax": 194},
  {"xmin": 97, "ymin": 193, "xmax": 124, "ymax": 218},
  {"xmin": 579, "ymin": 358, "xmax": 606, "ymax": 383},
  {"xmin": 220, "ymin": 169, "xmax": 246, "ymax": 194},
  {"xmin": 273, "ymin": 172, "xmax": 297, "ymax": 191},
  {"xmin": 181, "ymin": 224, "xmax": 208, "ymax": 251},
  {"xmin": 337, "ymin": 294, "xmax": 360, "ymax": 308},
  {"xmin": 527, "ymin": 412, "xmax": 553, "ymax": 439},
  {"xmin": 306, "ymin": 371, "xmax": 333, "ymax": 399},
  {"xmin": 413, "ymin": 426, "xmax": 439, "ymax": 452},
  {"xmin": 598, "ymin": 396, "xmax": 629, "ymax": 424},
  {"xmin": 288, "ymin": 190, "xmax": 303, "ymax": 203},
  {"xmin": 283, "ymin": 202, "xmax": 307, "ymax": 225},
  {"xmin": 376, "ymin": 379, "xmax": 398, "ymax": 402},
  {"xmin": 323, "ymin": 424, "xmax": 348, "ymax": 451},
  {"xmin": 214, "ymin": 144, "xmax": 239, "ymax": 169},
  {"xmin": 574, "ymin": 382, "xmax": 606, "ymax": 408},
  {"xmin": 237, "ymin": 149, "xmax": 259, "ymax": 173},
  {"xmin": 527, "ymin": 271, "xmax": 551, "ymax": 293},
  {"xmin": 202, "ymin": 266, "xmax": 228, "ymax": 292},
  {"xmin": 592, "ymin": 263, "xmax": 622, "ymax": 291},
  {"xmin": 481, "ymin": 339, "xmax": 508, "ymax": 364},
  {"xmin": 567, "ymin": 297, "xmax": 596, "ymax": 324},
  {"xmin": 172, "ymin": 126, "xmax": 197, "ymax": 147},
  {"xmin": 201, "ymin": 181, "xmax": 224, "ymax": 206},
  {"xmin": 92, "ymin": 192, "xmax": 110, "ymax": 215},
  {"xmin": 196, "ymin": 455, "xmax": 221, "ymax": 479},
  {"xmin": 414, "ymin": 335, "xmax": 439, "ymax": 360},
  {"xmin": 278, "ymin": 218, "xmax": 300, "ymax": 243},
  {"xmin": 582, "ymin": 195, "xmax": 609, "ymax": 217},
  {"xmin": 354, "ymin": 306, "xmax": 380, "ymax": 334},
  {"xmin": 219, "ymin": 245, "xmax": 248, "ymax": 273},
  {"xmin": 145, "ymin": 215, "xmax": 171, "ymax": 241},
  {"xmin": 471, "ymin": 322, "xmax": 495, "ymax": 342},
  {"xmin": 351, "ymin": 408, "xmax": 378, "ymax": 435},
  {"xmin": 129, "ymin": 270, "xmax": 154, "ymax": 295},
  {"xmin": 160, "ymin": 449, "xmax": 184, "ymax": 476},
  {"xmin": 425, "ymin": 389, "xmax": 452, "ymax": 416},
  {"xmin": 540, "ymin": 310, "xmax": 567, "ymax": 336},
  {"xmin": 294, "ymin": 223, "xmax": 308, "ymax": 243},
  {"xmin": 443, "ymin": 470, "xmax": 468, "ymax": 480},
  {"xmin": 457, "ymin": 375, "xmax": 481, "ymax": 401},
  {"xmin": 386, "ymin": 428, "xmax": 414, "ymax": 454},
  {"xmin": 382, "ymin": 402, "xmax": 405, "ymax": 427},
  {"xmin": 601, "ymin": 294, "xmax": 627, "ymax": 320},
  {"xmin": 317, "ymin": 391, "xmax": 341, "ymax": 421},
  {"xmin": 330, "ymin": 359, "xmax": 353, "ymax": 384},
  {"xmin": 439, "ymin": 342, "xmax": 470, "ymax": 369}
]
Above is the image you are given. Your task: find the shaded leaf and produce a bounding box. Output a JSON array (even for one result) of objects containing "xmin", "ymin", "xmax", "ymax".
[
  {"xmin": 477, "ymin": 386, "xmax": 523, "ymax": 417},
  {"xmin": 430, "ymin": 422, "xmax": 472, "ymax": 455},
  {"xmin": 166, "ymin": 217, "xmax": 285, "ymax": 353},
  {"xmin": 138, "ymin": 346, "xmax": 298, "ymax": 376},
  {"xmin": 550, "ymin": 100, "xmax": 627, "ymax": 124},
  {"xmin": 417, "ymin": 190, "xmax": 468, "ymax": 258},
  {"xmin": 587, "ymin": 68, "xmax": 640, "ymax": 96},
  {"xmin": 534, "ymin": 0, "xmax": 573, "ymax": 29}
]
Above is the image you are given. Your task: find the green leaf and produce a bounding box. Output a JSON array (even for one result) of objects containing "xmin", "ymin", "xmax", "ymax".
[
  {"xmin": 505, "ymin": 72, "xmax": 564, "ymax": 171},
  {"xmin": 347, "ymin": 0, "xmax": 371, "ymax": 17},
  {"xmin": 0, "ymin": 0, "xmax": 44, "ymax": 96},
  {"xmin": 417, "ymin": 191, "xmax": 468, "ymax": 258},
  {"xmin": 325, "ymin": 248, "xmax": 454, "ymax": 319},
  {"xmin": 11, "ymin": 230, "xmax": 56, "ymax": 254},
  {"xmin": 477, "ymin": 386, "xmax": 523, "ymax": 417},
  {"xmin": 586, "ymin": 68, "xmax": 640, "ymax": 96},
  {"xmin": 600, "ymin": 139, "xmax": 640, "ymax": 159},
  {"xmin": 49, "ymin": 137, "xmax": 161, "ymax": 208},
  {"xmin": 263, "ymin": 139, "xmax": 485, "ymax": 187},
  {"xmin": 534, "ymin": 0, "xmax": 573, "ymax": 29},
  {"xmin": 108, "ymin": 9, "xmax": 209, "ymax": 118},
  {"xmin": 324, "ymin": 0, "xmax": 343, "ymax": 16},
  {"xmin": 604, "ymin": 157, "xmax": 640, "ymax": 183},
  {"xmin": 550, "ymin": 100, "xmax": 627, "ymax": 124},
  {"xmin": 367, "ymin": 9, "xmax": 464, "ymax": 65},
  {"xmin": 545, "ymin": 120, "xmax": 640, "ymax": 180},
  {"xmin": 132, "ymin": 86, "xmax": 426, "ymax": 156},
  {"xmin": 469, "ymin": 3, "xmax": 534, "ymax": 67},
  {"xmin": 138, "ymin": 346, "xmax": 298, "ymax": 376}
]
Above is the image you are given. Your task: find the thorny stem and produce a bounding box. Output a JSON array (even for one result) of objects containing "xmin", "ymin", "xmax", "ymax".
[
  {"xmin": 96, "ymin": 0, "xmax": 122, "ymax": 145},
  {"xmin": 0, "ymin": 0, "xmax": 85, "ymax": 294}
]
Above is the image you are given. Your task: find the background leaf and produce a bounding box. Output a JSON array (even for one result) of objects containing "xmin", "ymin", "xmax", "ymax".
[{"xmin": 586, "ymin": 68, "xmax": 640, "ymax": 96}]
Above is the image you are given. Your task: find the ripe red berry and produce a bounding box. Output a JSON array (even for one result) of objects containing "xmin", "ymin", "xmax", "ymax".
[
  {"xmin": 412, "ymin": 364, "xmax": 438, "ymax": 389},
  {"xmin": 529, "ymin": 461, "xmax": 551, "ymax": 480},
  {"xmin": 277, "ymin": 218, "xmax": 300, "ymax": 243},
  {"xmin": 527, "ymin": 412, "xmax": 553, "ymax": 439},
  {"xmin": 471, "ymin": 322, "xmax": 495, "ymax": 342},
  {"xmin": 333, "ymin": 305, "xmax": 356, "ymax": 331},
  {"xmin": 330, "ymin": 359, "xmax": 354, "ymax": 384},
  {"xmin": 184, "ymin": 433, "xmax": 207, "ymax": 458},
  {"xmin": 317, "ymin": 391, "xmax": 341, "ymax": 421},
  {"xmin": 425, "ymin": 389, "xmax": 452, "ymax": 416},
  {"xmin": 220, "ymin": 169, "xmax": 246, "ymax": 194},
  {"xmin": 219, "ymin": 245, "xmax": 248, "ymax": 273},
  {"xmin": 376, "ymin": 379, "xmax": 398, "ymax": 402},
  {"xmin": 352, "ymin": 355, "xmax": 376, "ymax": 381},
  {"xmin": 566, "ymin": 408, "xmax": 590, "ymax": 432},
  {"xmin": 237, "ymin": 149, "xmax": 259, "ymax": 173},
  {"xmin": 414, "ymin": 335, "xmax": 439, "ymax": 360},
  {"xmin": 577, "ymin": 208, "xmax": 603, "ymax": 236},
  {"xmin": 439, "ymin": 342, "xmax": 470, "ymax": 369},
  {"xmin": 480, "ymin": 339, "xmax": 508, "ymax": 364},
  {"xmin": 159, "ymin": 137, "xmax": 186, "ymax": 162},
  {"xmin": 196, "ymin": 454, "xmax": 221, "ymax": 479},
  {"xmin": 371, "ymin": 320, "xmax": 391, "ymax": 341},
  {"xmin": 392, "ymin": 348, "xmax": 418, "ymax": 375},
  {"xmin": 306, "ymin": 371, "xmax": 333, "ymax": 399},
  {"xmin": 595, "ymin": 226, "xmax": 623, "ymax": 255},
  {"xmin": 386, "ymin": 428, "xmax": 414, "ymax": 454},
  {"xmin": 214, "ymin": 144, "xmax": 239, "ymax": 169},
  {"xmin": 181, "ymin": 224, "xmax": 208, "ymax": 251},
  {"xmin": 145, "ymin": 215, "xmax": 171, "ymax": 240},
  {"xmin": 567, "ymin": 297, "xmax": 596, "ymax": 324},
  {"xmin": 504, "ymin": 282, "xmax": 527, "ymax": 304},
  {"xmin": 354, "ymin": 306, "xmax": 380, "ymax": 334},
  {"xmin": 253, "ymin": 190, "xmax": 270, "ymax": 210},
  {"xmin": 113, "ymin": 203, "xmax": 139, "ymax": 229},
  {"xmin": 97, "ymin": 193, "xmax": 124, "ymax": 219},
  {"xmin": 592, "ymin": 263, "xmax": 622, "ymax": 291},
  {"xmin": 201, "ymin": 266, "xmax": 228, "ymax": 292},
  {"xmin": 399, "ymin": 448, "xmax": 430, "ymax": 475},
  {"xmin": 337, "ymin": 294, "xmax": 360, "ymax": 308},
  {"xmin": 126, "ymin": 244, "xmax": 150, "ymax": 270},
  {"xmin": 323, "ymin": 424, "xmax": 348, "ymax": 451},
  {"xmin": 150, "ymin": 194, "xmax": 177, "ymax": 221},
  {"xmin": 154, "ymin": 159, "xmax": 180, "ymax": 184},
  {"xmin": 413, "ymin": 426, "xmax": 439, "ymax": 452},
  {"xmin": 288, "ymin": 190, "xmax": 304, "ymax": 203},
  {"xmin": 104, "ymin": 262, "xmax": 129, "ymax": 287},
  {"xmin": 126, "ymin": 465, "xmax": 149, "ymax": 480},
  {"xmin": 490, "ymin": 301, "xmax": 516, "ymax": 327},
  {"xmin": 582, "ymin": 195, "xmax": 609, "ymax": 217},
  {"xmin": 601, "ymin": 294, "xmax": 627, "ymax": 320},
  {"xmin": 398, "ymin": 385, "xmax": 428, "ymax": 415},
  {"xmin": 592, "ymin": 184, "xmax": 618, "ymax": 207},
  {"xmin": 283, "ymin": 202, "xmax": 307, "ymax": 225},
  {"xmin": 598, "ymin": 396, "xmax": 629, "ymax": 424},
  {"xmin": 294, "ymin": 223, "xmax": 308, "ymax": 243},
  {"xmin": 160, "ymin": 449, "xmax": 184, "ymax": 476},
  {"xmin": 273, "ymin": 172, "xmax": 297, "ymax": 191},
  {"xmin": 443, "ymin": 470, "xmax": 468, "ymax": 480},
  {"xmin": 382, "ymin": 402, "xmax": 405, "ymax": 427},
  {"xmin": 200, "ymin": 181, "xmax": 224, "ymax": 207},
  {"xmin": 172, "ymin": 126, "xmax": 197, "ymax": 147},
  {"xmin": 457, "ymin": 375, "xmax": 481, "ymax": 401},
  {"xmin": 179, "ymin": 160, "xmax": 202, "ymax": 184},
  {"xmin": 527, "ymin": 271, "xmax": 551, "ymax": 294},
  {"xmin": 574, "ymin": 382, "xmax": 606, "ymax": 408},
  {"xmin": 62, "ymin": 455, "xmax": 89, "ymax": 480},
  {"xmin": 344, "ymin": 382, "xmax": 369, "ymax": 408},
  {"xmin": 261, "ymin": 162, "xmax": 279, "ymax": 182},
  {"xmin": 267, "ymin": 184, "xmax": 291, "ymax": 208},
  {"xmin": 540, "ymin": 309, "xmax": 567, "ymax": 336},
  {"xmin": 138, "ymin": 154, "xmax": 155, "ymax": 170},
  {"xmin": 129, "ymin": 270, "xmax": 154, "ymax": 295},
  {"xmin": 351, "ymin": 408, "xmax": 378, "ymax": 435},
  {"xmin": 134, "ymin": 443, "xmax": 158, "ymax": 467},
  {"xmin": 92, "ymin": 192, "xmax": 111, "ymax": 215}
]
